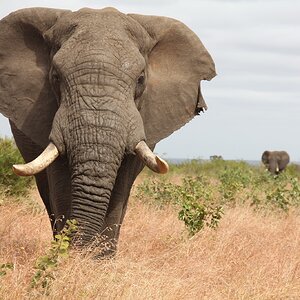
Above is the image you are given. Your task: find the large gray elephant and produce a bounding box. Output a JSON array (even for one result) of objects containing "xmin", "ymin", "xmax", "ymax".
[
  {"xmin": 0, "ymin": 7, "xmax": 216, "ymax": 255},
  {"xmin": 261, "ymin": 151, "xmax": 290, "ymax": 175}
]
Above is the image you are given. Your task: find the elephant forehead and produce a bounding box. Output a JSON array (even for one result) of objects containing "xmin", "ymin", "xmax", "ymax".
[
  {"xmin": 49, "ymin": 10, "xmax": 150, "ymax": 75},
  {"xmin": 53, "ymin": 39, "xmax": 145, "ymax": 79},
  {"xmin": 50, "ymin": 7, "xmax": 151, "ymax": 48}
]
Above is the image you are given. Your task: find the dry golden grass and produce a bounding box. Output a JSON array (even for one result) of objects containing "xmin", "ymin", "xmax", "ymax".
[{"xmin": 1, "ymin": 188, "xmax": 300, "ymax": 299}]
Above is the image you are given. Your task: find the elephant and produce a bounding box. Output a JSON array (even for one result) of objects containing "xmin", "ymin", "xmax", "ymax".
[
  {"xmin": 0, "ymin": 7, "xmax": 216, "ymax": 256},
  {"xmin": 261, "ymin": 151, "xmax": 290, "ymax": 175}
]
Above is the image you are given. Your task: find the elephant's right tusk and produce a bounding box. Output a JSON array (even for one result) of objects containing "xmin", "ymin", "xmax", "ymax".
[
  {"xmin": 135, "ymin": 141, "xmax": 169, "ymax": 174},
  {"xmin": 13, "ymin": 143, "xmax": 59, "ymax": 176}
]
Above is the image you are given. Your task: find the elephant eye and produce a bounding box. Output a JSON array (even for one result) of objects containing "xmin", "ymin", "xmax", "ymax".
[
  {"xmin": 51, "ymin": 71, "xmax": 60, "ymax": 84},
  {"xmin": 137, "ymin": 72, "xmax": 145, "ymax": 85},
  {"xmin": 135, "ymin": 71, "xmax": 146, "ymax": 101},
  {"xmin": 50, "ymin": 68, "xmax": 61, "ymax": 103}
]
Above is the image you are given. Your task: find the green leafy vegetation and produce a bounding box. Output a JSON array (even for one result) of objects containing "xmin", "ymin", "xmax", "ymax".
[
  {"xmin": 136, "ymin": 159, "xmax": 300, "ymax": 235},
  {"xmin": 31, "ymin": 219, "xmax": 78, "ymax": 293},
  {"xmin": 0, "ymin": 263, "xmax": 14, "ymax": 277},
  {"xmin": 0, "ymin": 138, "xmax": 33, "ymax": 196},
  {"xmin": 177, "ymin": 177, "xmax": 223, "ymax": 235},
  {"xmin": 136, "ymin": 176, "xmax": 223, "ymax": 235}
]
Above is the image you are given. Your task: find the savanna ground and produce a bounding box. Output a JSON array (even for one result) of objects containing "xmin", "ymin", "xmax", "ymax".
[{"xmin": 0, "ymin": 138, "xmax": 300, "ymax": 299}]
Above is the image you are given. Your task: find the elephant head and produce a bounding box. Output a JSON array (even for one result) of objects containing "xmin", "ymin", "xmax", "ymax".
[
  {"xmin": 0, "ymin": 7, "xmax": 216, "ymax": 252},
  {"xmin": 261, "ymin": 151, "xmax": 290, "ymax": 175}
]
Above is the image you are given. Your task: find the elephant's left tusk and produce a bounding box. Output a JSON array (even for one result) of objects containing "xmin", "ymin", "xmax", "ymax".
[
  {"xmin": 13, "ymin": 143, "xmax": 59, "ymax": 176},
  {"xmin": 135, "ymin": 141, "xmax": 169, "ymax": 174}
]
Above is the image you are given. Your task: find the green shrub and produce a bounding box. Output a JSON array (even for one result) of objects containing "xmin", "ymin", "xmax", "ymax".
[
  {"xmin": 31, "ymin": 219, "xmax": 78, "ymax": 293},
  {"xmin": 137, "ymin": 159, "xmax": 300, "ymax": 226},
  {"xmin": 176, "ymin": 176, "xmax": 223, "ymax": 235},
  {"xmin": 288, "ymin": 177, "xmax": 300, "ymax": 206},
  {"xmin": 0, "ymin": 138, "xmax": 33, "ymax": 196},
  {"xmin": 285, "ymin": 163, "xmax": 300, "ymax": 179},
  {"xmin": 248, "ymin": 171, "xmax": 300, "ymax": 211},
  {"xmin": 0, "ymin": 263, "xmax": 14, "ymax": 277},
  {"xmin": 135, "ymin": 178, "xmax": 177, "ymax": 208},
  {"xmin": 136, "ymin": 176, "xmax": 223, "ymax": 235},
  {"xmin": 218, "ymin": 164, "xmax": 254, "ymax": 204}
]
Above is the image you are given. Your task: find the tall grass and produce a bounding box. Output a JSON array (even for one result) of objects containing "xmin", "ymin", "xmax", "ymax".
[
  {"xmin": 1, "ymin": 190, "xmax": 300, "ymax": 299},
  {"xmin": 0, "ymin": 148, "xmax": 300, "ymax": 298}
]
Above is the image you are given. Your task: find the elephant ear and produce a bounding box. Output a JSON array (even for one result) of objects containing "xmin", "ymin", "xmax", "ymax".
[
  {"xmin": 0, "ymin": 8, "xmax": 70, "ymax": 147},
  {"xmin": 129, "ymin": 14, "xmax": 216, "ymax": 146}
]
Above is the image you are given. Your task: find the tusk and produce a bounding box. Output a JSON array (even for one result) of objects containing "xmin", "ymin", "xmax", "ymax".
[
  {"xmin": 135, "ymin": 141, "xmax": 169, "ymax": 174},
  {"xmin": 13, "ymin": 143, "xmax": 59, "ymax": 176}
]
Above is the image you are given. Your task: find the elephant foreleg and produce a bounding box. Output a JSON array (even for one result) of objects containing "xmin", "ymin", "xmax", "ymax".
[
  {"xmin": 9, "ymin": 121, "xmax": 53, "ymax": 225},
  {"xmin": 46, "ymin": 157, "xmax": 72, "ymax": 234},
  {"xmin": 100, "ymin": 153, "xmax": 145, "ymax": 255}
]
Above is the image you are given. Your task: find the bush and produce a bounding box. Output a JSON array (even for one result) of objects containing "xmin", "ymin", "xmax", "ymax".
[
  {"xmin": 31, "ymin": 219, "xmax": 78, "ymax": 293},
  {"xmin": 136, "ymin": 176, "xmax": 223, "ymax": 236},
  {"xmin": 285, "ymin": 163, "xmax": 300, "ymax": 179},
  {"xmin": 136, "ymin": 159, "xmax": 300, "ymax": 234},
  {"xmin": 176, "ymin": 176, "xmax": 223, "ymax": 235},
  {"xmin": 0, "ymin": 138, "xmax": 33, "ymax": 196},
  {"xmin": 250, "ymin": 173, "xmax": 300, "ymax": 211},
  {"xmin": 135, "ymin": 178, "xmax": 177, "ymax": 208},
  {"xmin": 218, "ymin": 164, "xmax": 253, "ymax": 203}
]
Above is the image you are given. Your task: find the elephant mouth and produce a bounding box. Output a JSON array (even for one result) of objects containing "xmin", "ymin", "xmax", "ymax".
[{"xmin": 12, "ymin": 140, "xmax": 168, "ymax": 176}]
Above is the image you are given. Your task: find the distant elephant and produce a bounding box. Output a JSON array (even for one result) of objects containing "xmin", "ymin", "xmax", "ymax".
[
  {"xmin": 0, "ymin": 7, "xmax": 216, "ymax": 256},
  {"xmin": 261, "ymin": 151, "xmax": 290, "ymax": 175}
]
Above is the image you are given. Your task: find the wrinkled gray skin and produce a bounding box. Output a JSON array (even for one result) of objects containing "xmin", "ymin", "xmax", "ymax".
[
  {"xmin": 261, "ymin": 151, "xmax": 290, "ymax": 175},
  {"xmin": 0, "ymin": 7, "xmax": 216, "ymax": 256}
]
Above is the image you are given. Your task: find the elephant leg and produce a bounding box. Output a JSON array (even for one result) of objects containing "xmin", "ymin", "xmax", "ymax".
[
  {"xmin": 9, "ymin": 121, "xmax": 53, "ymax": 225},
  {"xmin": 100, "ymin": 153, "xmax": 145, "ymax": 255},
  {"xmin": 34, "ymin": 170, "xmax": 52, "ymax": 221},
  {"xmin": 278, "ymin": 162, "xmax": 286, "ymax": 173},
  {"xmin": 46, "ymin": 157, "xmax": 72, "ymax": 234},
  {"xmin": 268, "ymin": 159, "xmax": 278, "ymax": 175}
]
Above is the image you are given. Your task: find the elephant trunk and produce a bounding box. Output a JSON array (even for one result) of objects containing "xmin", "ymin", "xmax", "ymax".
[
  {"xmin": 65, "ymin": 109, "xmax": 127, "ymax": 244},
  {"xmin": 269, "ymin": 160, "xmax": 279, "ymax": 175},
  {"xmin": 70, "ymin": 158, "xmax": 120, "ymax": 244}
]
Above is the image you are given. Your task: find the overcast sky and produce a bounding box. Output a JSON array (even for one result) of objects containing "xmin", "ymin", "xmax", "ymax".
[{"xmin": 1, "ymin": 0, "xmax": 299, "ymax": 161}]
